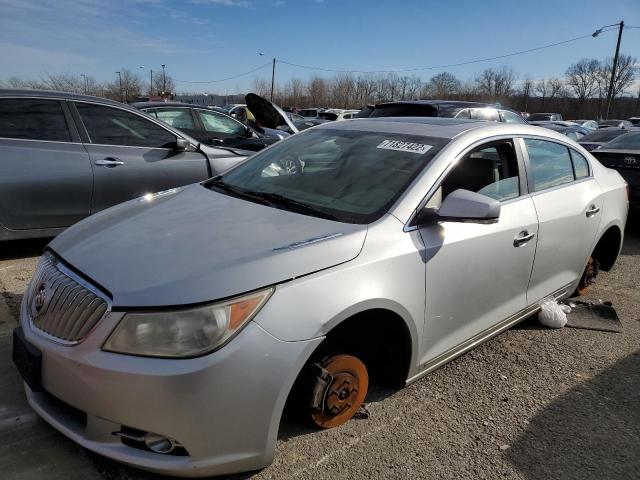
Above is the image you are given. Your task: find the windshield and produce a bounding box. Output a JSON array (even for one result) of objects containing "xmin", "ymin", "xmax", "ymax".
[
  {"xmin": 602, "ymin": 132, "xmax": 640, "ymax": 150},
  {"xmin": 209, "ymin": 128, "xmax": 449, "ymax": 223},
  {"xmin": 581, "ymin": 129, "xmax": 626, "ymax": 142}
]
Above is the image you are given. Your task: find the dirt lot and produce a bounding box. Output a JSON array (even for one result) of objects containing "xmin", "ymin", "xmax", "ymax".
[{"xmin": 1, "ymin": 217, "xmax": 638, "ymax": 480}]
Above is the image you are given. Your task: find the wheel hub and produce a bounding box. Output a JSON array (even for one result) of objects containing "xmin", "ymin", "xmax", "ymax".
[{"xmin": 310, "ymin": 355, "xmax": 368, "ymax": 429}]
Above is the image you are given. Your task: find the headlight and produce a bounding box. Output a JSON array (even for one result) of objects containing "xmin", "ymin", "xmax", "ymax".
[{"xmin": 103, "ymin": 288, "xmax": 273, "ymax": 358}]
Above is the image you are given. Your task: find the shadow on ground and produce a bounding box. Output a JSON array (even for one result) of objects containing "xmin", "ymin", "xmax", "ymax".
[
  {"xmin": 0, "ymin": 238, "xmax": 50, "ymax": 261},
  {"xmin": 506, "ymin": 351, "xmax": 640, "ymax": 480}
]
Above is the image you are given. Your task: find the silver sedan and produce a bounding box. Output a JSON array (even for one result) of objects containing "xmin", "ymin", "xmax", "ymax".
[{"xmin": 13, "ymin": 118, "xmax": 628, "ymax": 477}]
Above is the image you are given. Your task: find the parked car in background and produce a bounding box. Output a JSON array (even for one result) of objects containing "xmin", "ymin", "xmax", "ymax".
[
  {"xmin": 363, "ymin": 100, "xmax": 528, "ymax": 123},
  {"xmin": 578, "ymin": 128, "xmax": 636, "ymax": 151},
  {"xmin": 629, "ymin": 117, "xmax": 640, "ymax": 126},
  {"xmin": 134, "ymin": 102, "xmax": 286, "ymax": 152},
  {"xmin": 590, "ymin": 131, "xmax": 640, "ymax": 206},
  {"xmin": 0, "ymin": 90, "xmax": 249, "ymax": 241},
  {"xmin": 298, "ymin": 108, "xmax": 324, "ymax": 118},
  {"xmin": 530, "ymin": 122, "xmax": 591, "ymax": 141},
  {"xmin": 320, "ymin": 109, "xmax": 360, "ymax": 121},
  {"xmin": 14, "ymin": 117, "xmax": 627, "ymax": 477},
  {"xmin": 598, "ymin": 119, "xmax": 634, "ymax": 129},
  {"xmin": 568, "ymin": 119, "xmax": 599, "ymax": 130},
  {"xmin": 529, "ymin": 112, "xmax": 564, "ymax": 122}
]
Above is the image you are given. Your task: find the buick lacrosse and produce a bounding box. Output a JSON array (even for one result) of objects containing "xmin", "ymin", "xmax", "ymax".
[{"xmin": 14, "ymin": 117, "xmax": 627, "ymax": 477}]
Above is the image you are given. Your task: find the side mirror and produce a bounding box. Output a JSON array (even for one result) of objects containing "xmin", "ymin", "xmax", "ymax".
[
  {"xmin": 437, "ymin": 189, "xmax": 500, "ymax": 222},
  {"xmin": 245, "ymin": 127, "xmax": 254, "ymax": 138},
  {"xmin": 175, "ymin": 138, "xmax": 190, "ymax": 151}
]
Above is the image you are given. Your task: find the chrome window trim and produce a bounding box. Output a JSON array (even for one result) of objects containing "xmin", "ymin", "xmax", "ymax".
[
  {"xmin": 0, "ymin": 136, "xmax": 80, "ymax": 145},
  {"xmin": 27, "ymin": 253, "xmax": 112, "ymax": 347},
  {"xmin": 403, "ymin": 134, "xmax": 527, "ymax": 232}
]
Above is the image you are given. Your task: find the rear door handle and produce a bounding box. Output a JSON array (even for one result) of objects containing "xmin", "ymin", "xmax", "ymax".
[
  {"xmin": 514, "ymin": 231, "xmax": 535, "ymax": 247},
  {"xmin": 95, "ymin": 158, "xmax": 124, "ymax": 167},
  {"xmin": 586, "ymin": 205, "xmax": 600, "ymax": 217}
]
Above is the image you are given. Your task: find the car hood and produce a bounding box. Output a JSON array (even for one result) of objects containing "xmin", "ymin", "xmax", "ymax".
[
  {"xmin": 49, "ymin": 184, "xmax": 366, "ymax": 307},
  {"xmin": 246, "ymin": 93, "xmax": 299, "ymax": 133}
]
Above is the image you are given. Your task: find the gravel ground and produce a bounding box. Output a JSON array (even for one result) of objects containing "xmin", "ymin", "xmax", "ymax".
[{"xmin": 1, "ymin": 217, "xmax": 638, "ymax": 480}]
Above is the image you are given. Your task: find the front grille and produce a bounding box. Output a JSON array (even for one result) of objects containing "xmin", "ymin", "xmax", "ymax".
[{"xmin": 26, "ymin": 252, "xmax": 110, "ymax": 344}]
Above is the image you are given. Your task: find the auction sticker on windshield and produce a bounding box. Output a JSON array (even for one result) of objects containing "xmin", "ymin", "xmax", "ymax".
[{"xmin": 376, "ymin": 140, "xmax": 432, "ymax": 154}]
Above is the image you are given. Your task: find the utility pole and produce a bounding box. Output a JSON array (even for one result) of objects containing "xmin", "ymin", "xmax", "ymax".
[
  {"xmin": 150, "ymin": 69, "xmax": 153, "ymax": 96},
  {"xmin": 161, "ymin": 64, "xmax": 166, "ymax": 95},
  {"xmin": 270, "ymin": 57, "xmax": 276, "ymax": 102},
  {"xmin": 115, "ymin": 71, "xmax": 122, "ymax": 102},
  {"xmin": 605, "ymin": 21, "xmax": 624, "ymax": 119}
]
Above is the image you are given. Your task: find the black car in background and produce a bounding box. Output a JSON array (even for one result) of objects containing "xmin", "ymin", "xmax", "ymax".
[
  {"xmin": 578, "ymin": 128, "xmax": 635, "ymax": 151},
  {"xmin": 133, "ymin": 102, "xmax": 285, "ymax": 152},
  {"xmin": 528, "ymin": 112, "xmax": 563, "ymax": 121},
  {"xmin": 532, "ymin": 122, "xmax": 591, "ymax": 141},
  {"xmin": 590, "ymin": 131, "xmax": 640, "ymax": 206},
  {"xmin": 361, "ymin": 100, "xmax": 528, "ymax": 123}
]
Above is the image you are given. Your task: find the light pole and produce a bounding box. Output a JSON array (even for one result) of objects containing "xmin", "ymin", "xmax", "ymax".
[
  {"xmin": 115, "ymin": 71, "xmax": 122, "ymax": 102},
  {"xmin": 161, "ymin": 64, "xmax": 166, "ymax": 95},
  {"xmin": 259, "ymin": 52, "xmax": 276, "ymax": 101},
  {"xmin": 593, "ymin": 21, "xmax": 624, "ymax": 119},
  {"xmin": 80, "ymin": 74, "xmax": 88, "ymax": 94}
]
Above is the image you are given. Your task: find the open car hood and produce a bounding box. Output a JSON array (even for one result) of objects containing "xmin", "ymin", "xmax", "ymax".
[{"xmin": 246, "ymin": 93, "xmax": 299, "ymax": 134}]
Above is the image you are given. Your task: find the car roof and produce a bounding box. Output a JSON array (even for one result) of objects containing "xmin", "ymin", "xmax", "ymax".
[
  {"xmin": 373, "ymin": 99, "xmax": 522, "ymax": 115},
  {"xmin": 0, "ymin": 88, "xmax": 127, "ymax": 108},
  {"xmin": 132, "ymin": 101, "xmax": 216, "ymax": 109},
  {"xmin": 312, "ymin": 116, "xmax": 559, "ymax": 140}
]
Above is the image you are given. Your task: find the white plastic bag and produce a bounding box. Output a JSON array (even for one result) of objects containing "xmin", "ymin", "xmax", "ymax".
[{"xmin": 538, "ymin": 297, "xmax": 568, "ymax": 328}]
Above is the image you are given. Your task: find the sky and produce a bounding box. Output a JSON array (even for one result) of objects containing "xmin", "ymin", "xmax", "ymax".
[{"xmin": 1, "ymin": 0, "xmax": 639, "ymax": 94}]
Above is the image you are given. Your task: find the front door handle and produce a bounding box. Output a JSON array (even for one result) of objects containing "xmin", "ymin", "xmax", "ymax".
[
  {"xmin": 586, "ymin": 205, "xmax": 600, "ymax": 217},
  {"xmin": 514, "ymin": 231, "xmax": 536, "ymax": 247},
  {"xmin": 95, "ymin": 158, "xmax": 124, "ymax": 167}
]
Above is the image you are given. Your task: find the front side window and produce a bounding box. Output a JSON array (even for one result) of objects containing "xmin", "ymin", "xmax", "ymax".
[
  {"xmin": 525, "ymin": 139, "xmax": 575, "ymax": 192},
  {"xmin": 0, "ymin": 98, "xmax": 70, "ymax": 142},
  {"xmin": 440, "ymin": 140, "xmax": 520, "ymax": 202},
  {"xmin": 210, "ymin": 129, "xmax": 449, "ymax": 223},
  {"xmin": 149, "ymin": 108, "xmax": 196, "ymax": 130},
  {"xmin": 197, "ymin": 110, "xmax": 245, "ymax": 135},
  {"xmin": 76, "ymin": 103, "xmax": 176, "ymax": 148}
]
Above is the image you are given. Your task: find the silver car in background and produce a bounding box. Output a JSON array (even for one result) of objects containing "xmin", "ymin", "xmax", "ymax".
[
  {"xmin": 13, "ymin": 118, "xmax": 628, "ymax": 477},
  {"xmin": 0, "ymin": 90, "xmax": 249, "ymax": 241}
]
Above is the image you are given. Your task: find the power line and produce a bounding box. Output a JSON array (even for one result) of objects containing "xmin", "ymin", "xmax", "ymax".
[
  {"xmin": 277, "ymin": 28, "xmax": 618, "ymax": 74},
  {"xmin": 174, "ymin": 62, "xmax": 272, "ymax": 84}
]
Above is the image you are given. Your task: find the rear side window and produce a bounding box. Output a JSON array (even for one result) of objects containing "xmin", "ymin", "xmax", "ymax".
[
  {"xmin": 77, "ymin": 103, "xmax": 175, "ymax": 148},
  {"xmin": 570, "ymin": 150, "xmax": 590, "ymax": 179},
  {"xmin": 470, "ymin": 108, "xmax": 500, "ymax": 122},
  {"xmin": 525, "ymin": 139, "xmax": 575, "ymax": 191},
  {"xmin": 0, "ymin": 98, "xmax": 70, "ymax": 142},
  {"xmin": 500, "ymin": 110, "xmax": 527, "ymax": 124}
]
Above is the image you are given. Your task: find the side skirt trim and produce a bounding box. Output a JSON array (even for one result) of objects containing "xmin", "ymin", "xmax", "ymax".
[{"xmin": 406, "ymin": 283, "xmax": 572, "ymax": 386}]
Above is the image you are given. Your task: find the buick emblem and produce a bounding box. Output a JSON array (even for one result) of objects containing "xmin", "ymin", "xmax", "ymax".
[
  {"xmin": 32, "ymin": 284, "xmax": 47, "ymax": 315},
  {"xmin": 624, "ymin": 156, "xmax": 637, "ymax": 166}
]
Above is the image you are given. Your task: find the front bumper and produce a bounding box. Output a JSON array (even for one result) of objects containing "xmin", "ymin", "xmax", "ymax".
[{"xmin": 19, "ymin": 302, "xmax": 322, "ymax": 477}]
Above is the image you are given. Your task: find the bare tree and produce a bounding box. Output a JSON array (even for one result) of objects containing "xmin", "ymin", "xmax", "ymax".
[
  {"xmin": 566, "ymin": 58, "xmax": 600, "ymax": 104},
  {"xmin": 519, "ymin": 76, "xmax": 534, "ymax": 111},
  {"xmin": 605, "ymin": 54, "xmax": 637, "ymax": 99},
  {"xmin": 427, "ymin": 72, "xmax": 461, "ymax": 99},
  {"xmin": 475, "ymin": 66, "xmax": 516, "ymax": 99}
]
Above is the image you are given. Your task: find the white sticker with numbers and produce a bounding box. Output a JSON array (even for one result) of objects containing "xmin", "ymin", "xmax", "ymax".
[{"xmin": 376, "ymin": 140, "xmax": 432, "ymax": 154}]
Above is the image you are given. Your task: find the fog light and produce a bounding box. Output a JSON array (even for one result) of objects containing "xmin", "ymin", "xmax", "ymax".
[{"xmin": 144, "ymin": 433, "xmax": 177, "ymax": 454}]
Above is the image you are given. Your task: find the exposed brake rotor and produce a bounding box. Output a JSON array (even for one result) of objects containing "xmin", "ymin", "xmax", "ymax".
[
  {"xmin": 309, "ymin": 354, "xmax": 369, "ymax": 429},
  {"xmin": 577, "ymin": 256, "xmax": 599, "ymax": 295}
]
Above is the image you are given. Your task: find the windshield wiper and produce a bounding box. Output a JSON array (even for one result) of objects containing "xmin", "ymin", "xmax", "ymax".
[
  {"xmin": 207, "ymin": 180, "xmax": 271, "ymax": 205},
  {"xmin": 207, "ymin": 180, "xmax": 339, "ymax": 221},
  {"xmin": 241, "ymin": 191, "xmax": 340, "ymax": 221}
]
